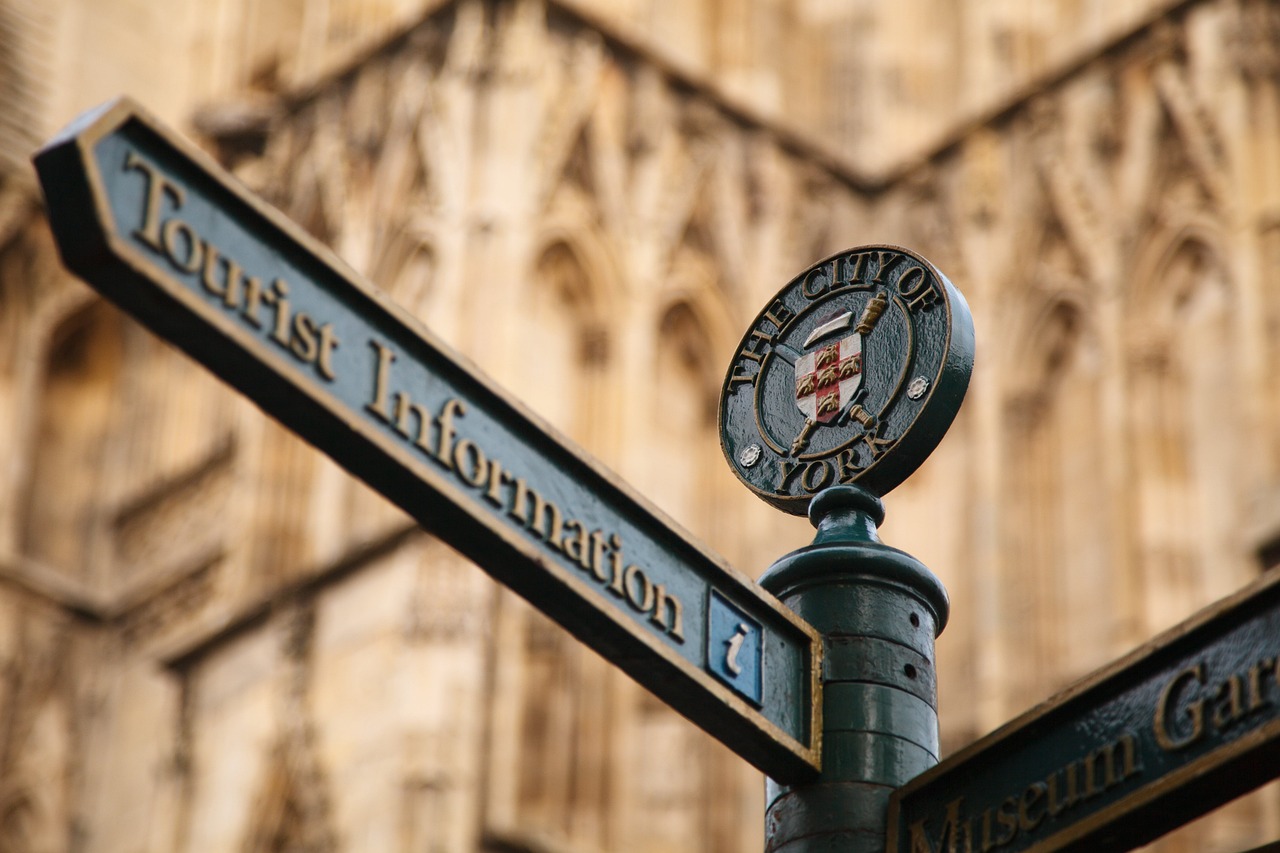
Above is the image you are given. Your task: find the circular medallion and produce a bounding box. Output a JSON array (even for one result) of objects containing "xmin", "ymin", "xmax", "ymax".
[{"xmin": 718, "ymin": 245, "xmax": 974, "ymax": 514}]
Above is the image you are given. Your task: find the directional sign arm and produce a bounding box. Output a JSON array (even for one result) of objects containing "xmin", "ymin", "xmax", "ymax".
[
  {"xmin": 888, "ymin": 569, "xmax": 1280, "ymax": 852},
  {"xmin": 34, "ymin": 98, "xmax": 822, "ymax": 782}
]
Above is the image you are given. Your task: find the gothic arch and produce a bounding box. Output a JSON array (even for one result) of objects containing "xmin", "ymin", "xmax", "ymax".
[
  {"xmin": 239, "ymin": 725, "xmax": 339, "ymax": 853},
  {"xmin": 652, "ymin": 299, "xmax": 721, "ymax": 457},
  {"xmin": 647, "ymin": 268, "xmax": 738, "ymax": 528},
  {"xmin": 651, "ymin": 283, "xmax": 733, "ymax": 422},
  {"xmin": 652, "ymin": 258, "xmax": 737, "ymax": 357},
  {"xmin": 20, "ymin": 300, "xmax": 124, "ymax": 576},
  {"xmin": 1000, "ymin": 287, "xmax": 1112, "ymax": 704},
  {"xmin": 1123, "ymin": 225, "xmax": 1243, "ymax": 634},
  {"xmin": 1004, "ymin": 292, "xmax": 1094, "ymax": 413},
  {"xmin": 514, "ymin": 232, "xmax": 621, "ymax": 441},
  {"xmin": 367, "ymin": 224, "xmax": 438, "ymax": 317}
]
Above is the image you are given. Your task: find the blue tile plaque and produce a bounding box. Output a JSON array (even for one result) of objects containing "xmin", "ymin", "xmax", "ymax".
[{"xmin": 708, "ymin": 590, "xmax": 763, "ymax": 706}]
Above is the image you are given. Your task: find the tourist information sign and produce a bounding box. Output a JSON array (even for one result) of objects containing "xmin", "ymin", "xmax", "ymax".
[
  {"xmin": 888, "ymin": 568, "xmax": 1280, "ymax": 852},
  {"xmin": 33, "ymin": 97, "xmax": 822, "ymax": 782}
]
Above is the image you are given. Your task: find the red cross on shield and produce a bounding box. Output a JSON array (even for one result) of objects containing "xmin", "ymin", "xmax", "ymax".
[{"xmin": 794, "ymin": 334, "xmax": 862, "ymax": 424}]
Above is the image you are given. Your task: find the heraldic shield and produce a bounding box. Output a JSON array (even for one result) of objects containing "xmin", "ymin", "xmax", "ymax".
[{"xmin": 794, "ymin": 310, "xmax": 862, "ymax": 424}]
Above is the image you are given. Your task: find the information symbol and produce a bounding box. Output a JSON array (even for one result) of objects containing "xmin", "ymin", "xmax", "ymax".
[
  {"xmin": 725, "ymin": 623, "xmax": 751, "ymax": 675},
  {"xmin": 707, "ymin": 591, "xmax": 763, "ymax": 706}
]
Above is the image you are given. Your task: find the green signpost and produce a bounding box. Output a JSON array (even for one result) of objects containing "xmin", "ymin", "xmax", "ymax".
[
  {"xmin": 35, "ymin": 96, "xmax": 1280, "ymax": 853},
  {"xmin": 32, "ymin": 98, "xmax": 821, "ymax": 783},
  {"xmin": 888, "ymin": 568, "xmax": 1280, "ymax": 853},
  {"xmin": 720, "ymin": 249, "xmax": 973, "ymax": 853}
]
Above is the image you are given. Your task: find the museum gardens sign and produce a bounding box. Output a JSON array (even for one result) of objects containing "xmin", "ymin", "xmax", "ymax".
[{"xmin": 34, "ymin": 98, "xmax": 1280, "ymax": 851}]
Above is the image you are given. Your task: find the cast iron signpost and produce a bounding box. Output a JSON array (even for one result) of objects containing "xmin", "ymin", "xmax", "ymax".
[
  {"xmin": 888, "ymin": 568, "xmax": 1280, "ymax": 853},
  {"xmin": 32, "ymin": 98, "xmax": 821, "ymax": 783},
  {"xmin": 720, "ymin": 248, "xmax": 974, "ymax": 853},
  {"xmin": 37, "ymin": 96, "xmax": 1280, "ymax": 853}
]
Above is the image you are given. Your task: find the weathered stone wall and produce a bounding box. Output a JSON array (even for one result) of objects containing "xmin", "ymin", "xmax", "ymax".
[{"xmin": 1, "ymin": 0, "xmax": 1279, "ymax": 850}]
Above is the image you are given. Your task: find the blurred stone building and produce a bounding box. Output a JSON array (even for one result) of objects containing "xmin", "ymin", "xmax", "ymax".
[{"xmin": 1, "ymin": 0, "xmax": 1279, "ymax": 850}]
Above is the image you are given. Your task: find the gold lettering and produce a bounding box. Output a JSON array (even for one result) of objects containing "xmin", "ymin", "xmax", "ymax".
[
  {"xmin": 776, "ymin": 460, "xmax": 804, "ymax": 493},
  {"xmin": 200, "ymin": 243, "xmax": 243, "ymax": 307},
  {"xmin": 1155, "ymin": 664, "xmax": 1206, "ymax": 751},
  {"xmin": 269, "ymin": 279, "xmax": 292, "ymax": 345},
  {"xmin": 834, "ymin": 251, "xmax": 865, "ymax": 286},
  {"xmin": 801, "ymin": 266, "xmax": 829, "ymax": 299},
  {"xmin": 1211, "ymin": 674, "xmax": 1246, "ymax": 729},
  {"xmin": 559, "ymin": 519, "xmax": 592, "ymax": 570},
  {"xmin": 161, "ymin": 217, "xmax": 204, "ymax": 273},
  {"xmin": 801, "ymin": 460, "xmax": 834, "ymax": 492},
  {"xmin": 366, "ymin": 340, "xmax": 396, "ymax": 423},
  {"xmin": 125, "ymin": 150, "xmax": 185, "ymax": 251},
  {"xmin": 899, "ymin": 264, "xmax": 941, "ymax": 312},
  {"xmin": 649, "ymin": 583, "xmax": 685, "ymax": 642},
  {"xmin": 874, "ymin": 250, "xmax": 904, "ymax": 282},
  {"xmin": 316, "ymin": 324, "xmax": 340, "ymax": 380},
  {"xmin": 727, "ymin": 370, "xmax": 756, "ymax": 389},
  {"xmin": 837, "ymin": 448, "xmax": 862, "ymax": 482},
  {"xmin": 623, "ymin": 565, "xmax": 654, "ymax": 613},
  {"xmin": 1248, "ymin": 658, "xmax": 1274, "ymax": 712},
  {"xmin": 393, "ymin": 393, "xmax": 433, "ymax": 451},
  {"xmin": 588, "ymin": 531, "xmax": 611, "ymax": 583},
  {"xmin": 762, "ymin": 298, "xmax": 795, "ymax": 331},
  {"xmin": 978, "ymin": 807, "xmax": 994, "ymax": 853},
  {"xmin": 1017, "ymin": 784, "xmax": 1046, "ymax": 832},
  {"xmin": 1116, "ymin": 733, "xmax": 1140, "ymax": 783},
  {"xmin": 484, "ymin": 462, "xmax": 510, "ymax": 507},
  {"xmin": 607, "ymin": 534, "xmax": 625, "ymax": 596},
  {"xmin": 290, "ymin": 312, "xmax": 320, "ymax": 363},
  {"xmin": 909, "ymin": 797, "xmax": 972, "ymax": 853},
  {"xmin": 738, "ymin": 328, "xmax": 774, "ymax": 363},
  {"xmin": 435, "ymin": 398, "xmax": 465, "ymax": 470},
  {"xmin": 452, "ymin": 438, "xmax": 488, "ymax": 488},
  {"xmin": 241, "ymin": 275, "xmax": 265, "ymax": 327},
  {"xmin": 1081, "ymin": 734, "xmax": 1140, "ymax": 799},
  {"xmin": 508, "ymin": 478, "xmax": 563, "ymax": 549},
  {"xmin": 1047, "ymin": 762, "xmax": 1079, "ymax": 816},
  {"xmin": 994, "ymin": 797, "xmax": 1017, "ymax": 846}
]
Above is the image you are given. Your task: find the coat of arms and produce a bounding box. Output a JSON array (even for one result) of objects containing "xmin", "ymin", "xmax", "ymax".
[
  {"xmin": 794, "ymin": 312, "xmax": 862, "ymax": 424},
  {"xmin": 718, "ymin": 245, "xmax": 974, "ymax": 513}
]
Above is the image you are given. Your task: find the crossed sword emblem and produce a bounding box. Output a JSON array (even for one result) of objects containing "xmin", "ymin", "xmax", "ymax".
[{"xmin": 781, "ymin": 293, "xmax": 887, "ymax": 457}]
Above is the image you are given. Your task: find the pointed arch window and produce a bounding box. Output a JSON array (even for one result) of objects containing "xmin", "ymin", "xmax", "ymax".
[
  {"xmin": 649, "ymin": 301, "xmax": 720, "ymax": 528},
  {"xmin": 1002, "ymin": 297, "xmax": 1110, "ymax": 704},
  {"xmin": 20, "ymin": 301, "xmax": 123, "ymax": 577},
  {"xmin": 1128, "ymin": 236, "xmax": 1242, "ymax": 634},
  {"xmin": 517, "ymin": 241, "xmax": 610, "ymax": 441}
]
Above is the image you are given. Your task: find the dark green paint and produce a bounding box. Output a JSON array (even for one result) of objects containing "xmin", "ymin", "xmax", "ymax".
[
  {"xmin": 888, "ymin": 569, "xmax": 1280, "ymax": 853},
  {"xmin": 760, "ymin": 485, "xmax": 949, "ymax": 853},
  {"xmin": 719, "ymin": 247, "xmax": 974, "ymax": 514},
  {"xmin": 33, "ymin": 98, "xmax": 821, "ymax": 782}
]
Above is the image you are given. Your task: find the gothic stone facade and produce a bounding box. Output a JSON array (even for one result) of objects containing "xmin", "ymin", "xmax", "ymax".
[{"xmin": 2, "ymin": 0, "xmax": 1280, "ymax": 851}]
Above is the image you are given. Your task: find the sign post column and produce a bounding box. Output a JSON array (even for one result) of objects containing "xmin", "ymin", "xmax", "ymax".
[
  {"xmin": 716, "ymin": 245, "xmax": 975, "ymax": 852},
  {"xmin": 758, "ymin": 484, "xmax": 948, "ymax": 852}
]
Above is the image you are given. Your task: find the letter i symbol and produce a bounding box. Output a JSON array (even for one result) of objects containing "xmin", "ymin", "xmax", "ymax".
[{"xmin": 725, "ymin": 623, "xmax": 751, "ymax": 675}]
